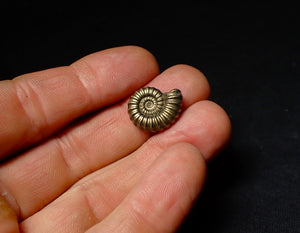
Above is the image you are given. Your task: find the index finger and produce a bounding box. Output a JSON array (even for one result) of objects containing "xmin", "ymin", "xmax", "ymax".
[{"xmin": 0, "ymin": 46, "xmax": 159, "ymax": 160}]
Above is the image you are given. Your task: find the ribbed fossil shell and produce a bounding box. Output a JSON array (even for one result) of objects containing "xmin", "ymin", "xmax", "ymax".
[{"xmin": 128, "ymin": 87, "xmax": 183, "ymax": 132}]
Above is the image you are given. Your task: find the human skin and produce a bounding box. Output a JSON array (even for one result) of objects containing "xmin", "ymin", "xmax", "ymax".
[{"xmin": 0, "ymin": 46, "xmax": 231, "ymax": 233}]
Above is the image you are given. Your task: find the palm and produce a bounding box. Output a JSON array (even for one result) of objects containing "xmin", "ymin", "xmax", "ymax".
[{"xmin": 0, "ymin": 46, "xmax": 230, "ymax": 233}]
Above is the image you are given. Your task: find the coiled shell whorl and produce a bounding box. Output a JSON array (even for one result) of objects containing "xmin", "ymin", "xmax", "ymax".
[{"xmin": 128, "ymin": 87, "xmax": 183, "ymax": 132}]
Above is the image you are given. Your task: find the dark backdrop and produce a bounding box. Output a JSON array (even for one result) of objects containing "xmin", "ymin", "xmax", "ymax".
[{"xmin": 1, "ymin": 5, "xmax": 299, "ymax": 233}]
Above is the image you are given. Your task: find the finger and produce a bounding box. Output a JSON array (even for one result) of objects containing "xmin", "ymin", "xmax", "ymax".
[
  {"xmin": 19, "ymin": 100, "xmax": 230, "ymax": 232},
  {"xmin": 20, "ymin": 143, "xmax": 206, "ymax": 233},
  {"xmin": 87, "ymin": 143, "xmax": 206, "ymax": 233},
  {"xmin": 0, "ymin": 195, "xmax": 19, "ymax": 233},
  {"xmin": 0, "ymin": 46, "xmax": 159, "ymax": 159},
  {"xmin": 0, "ymin": 64, "xmax": 210, "ymax": 220},
  {"xmin": 77, "ymin": 101, "xmax": 230, "ymax": 218}
]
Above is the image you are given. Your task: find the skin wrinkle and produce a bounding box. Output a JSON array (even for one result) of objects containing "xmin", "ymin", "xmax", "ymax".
[
  {"xmin": 70, "ymin": 60, "xmax": 99, "ymax": 106},
  {"xmin": 53, "ymin": 137, "xmax": 76, "ymax": 180},
  {"xmin": 46, "ymin": 101, "xmax": 133, "ymax": 192},
  {"xmin": 71, "ymin": 47, "xmax": 158, "ymax": 108},
  {"xmin": 5, "ymin": 143, "xmax": 73, "ymax": 220},
  {"xmin": 65, "ymin": 181, "xmax": 105, "ymax": 229},
  {"xmin": 81, "ymin": 191, "xmax": 99, "ymax": 231},
  {"xmin": 52, "ymin": 101, "xmax": 128, "ymax": 182},
  {"xmin": 128, "ymin": 199, "xmax": 161, "ymax": 233},
  {"xmin": 12, "ymin": 79, "xmax": 48, "ymax": 142},
  {"xmin": 55, "ymin": 132, "xmax": 93, "ymax": 179},
  {"xmin": 89, "ymin": 102, "xmax": 142, "ymax": 159},
  {"xmin": 76, "ymin": 178, "xmax": 117, "ymax": 221},
  {"xmin": 1, "ymin": 67, "xmax": 93, "ymax": 160}
]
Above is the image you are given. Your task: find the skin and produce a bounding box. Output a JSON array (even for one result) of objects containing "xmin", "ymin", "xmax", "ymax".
[{"xmin": 0, "ymin": 46, "xmax": 231, "ymax": 233}]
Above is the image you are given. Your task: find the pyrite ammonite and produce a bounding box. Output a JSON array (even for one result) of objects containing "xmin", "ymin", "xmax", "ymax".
[{"xmin": 128, "ymin": 87, "xmax": 183, "ymax": 132}]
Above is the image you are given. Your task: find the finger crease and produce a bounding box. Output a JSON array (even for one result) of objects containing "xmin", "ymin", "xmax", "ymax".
[
  {"xmin": 12, "ymin": 79, "xmax": 49, "ymax": 140},
  {"xmin": 70, "ymin": 60, "xmax": 97, "ymax": 106},
  {"xmin": 74, "ymin": 178, "xmax": 118, "ymax": 222},
  {"xmin": 54, "ymin": 133, "xmax": 92, "ymax": 181},
  {"xmin": 81, "ymin": 190, "xmax": 100, "ymax": 226},
  {"xmin": 128, "ymin": 197, "xmax": 161, "ymax": 232}
]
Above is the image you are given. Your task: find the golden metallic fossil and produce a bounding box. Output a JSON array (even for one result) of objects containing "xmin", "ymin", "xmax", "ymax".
[{"xmin": 128, "ymin": 87, "xmax": 183, "ymax": 132}]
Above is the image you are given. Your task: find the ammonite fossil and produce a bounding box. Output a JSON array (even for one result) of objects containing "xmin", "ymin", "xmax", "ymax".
[{"xmin": 128, "ymin": 87, "xmax": 183, "ymax": 132}]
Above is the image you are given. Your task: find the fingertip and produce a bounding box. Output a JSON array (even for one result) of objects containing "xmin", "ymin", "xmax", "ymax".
[
  {"xmin": 109, "ymin": 45, "xmax": 160, "ymax": 77},
  {"xmin": 167, "ymin": 64, "xmax": 211, "ymax": 100},
  {"xmin": 127, "ymin": 142, "xmax": 207, "ymax": 232},
  {"xmin": 164, "ymin": 142, "xmax": 207, "ymax": 175},
  {"xmin": 163, "ymin": 142, "xmax": 207, "ymax": 197},
  {"xmin": 125, "ymin": 45, "xmax": 160, "ymax": 84},
  {"xmin": 149, "ymin": 64, "xmax": 211, "ymax": 108},
  {"xmin": 169, "ymin": 100, "xmax": 231, "ymax": 161},
  {"xmin": 121, "ymin": 45, "xmax": 159, "ymax": 70},
  {"xmin": 90, "ymin": 142, "xmax": 207, "ymax": 233},
  {"xmin": 193, "ymin": 100, "xmax": 232, "ymax": 160},
  {"xmin": 73, "ymin": 45, "xmax": 160, "ymax": 80}
]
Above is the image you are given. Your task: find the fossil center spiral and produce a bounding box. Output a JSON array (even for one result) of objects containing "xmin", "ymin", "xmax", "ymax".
[
  {"xmin": 145, "ymin": 100, "xmax": 154, "ymax": 109},
  {"xmin": 139, "ymin": 95, "xmax": 161, "ymax": 116}
]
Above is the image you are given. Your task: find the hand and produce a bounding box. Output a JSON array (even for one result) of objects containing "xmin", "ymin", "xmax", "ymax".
[{"xmin": 0, "ymin": 46, "xmax": 231, "ymax": 233}]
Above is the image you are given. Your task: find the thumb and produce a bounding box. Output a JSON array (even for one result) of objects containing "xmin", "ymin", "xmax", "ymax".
[{"xmin": 86, "ymin": 142, "xmax": 206, "ymax": 233}]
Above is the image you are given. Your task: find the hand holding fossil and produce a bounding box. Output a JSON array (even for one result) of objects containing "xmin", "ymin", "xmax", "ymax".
[{"xmin": 0, "ymin": 46, "xmax": 231, "ymax": 233}]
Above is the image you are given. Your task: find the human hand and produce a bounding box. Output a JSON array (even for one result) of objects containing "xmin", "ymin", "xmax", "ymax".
[{"xmin": 0, "ymin": 46, "xmax": 231, "ymax": 233}]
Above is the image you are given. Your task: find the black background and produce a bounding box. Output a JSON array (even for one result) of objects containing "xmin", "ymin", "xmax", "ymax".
[{"xmin": 1, "ymin": 4, "xmax": 299, "ymax": 233}]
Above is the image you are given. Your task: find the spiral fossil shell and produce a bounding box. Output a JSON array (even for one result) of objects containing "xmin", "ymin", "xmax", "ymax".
[{"xmin": 128, "ymin": 87, "xmax": 183, "ymax": 132}]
